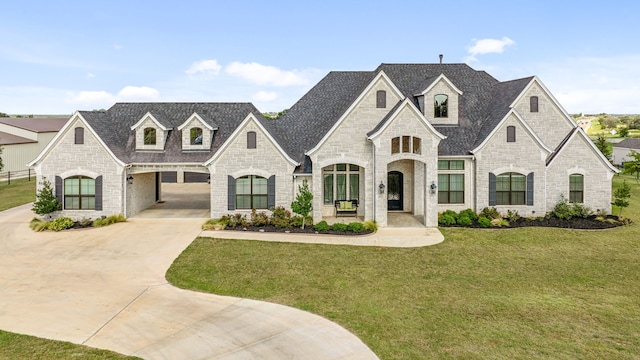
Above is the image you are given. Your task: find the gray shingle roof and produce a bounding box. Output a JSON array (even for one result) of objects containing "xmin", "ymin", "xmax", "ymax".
[
  {"xmin": 614, "ymin": 138, "xmax": 640, "ymax": 150},
  {"xmin": 80, "ymin": 103, "xmax": 268, "ymax": 163}
]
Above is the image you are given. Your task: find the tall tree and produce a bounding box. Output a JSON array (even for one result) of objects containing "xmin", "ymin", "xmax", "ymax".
[
  {"xmin": 594, "ymin": 134, "xmax": 612, "ymax": 162},
  {"xmin": 32, "ymin": 177, "xmax": 61, "ymax": 218}
]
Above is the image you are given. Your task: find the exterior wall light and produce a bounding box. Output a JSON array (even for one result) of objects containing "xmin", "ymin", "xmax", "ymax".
[
  {"xmin": 127, "ymin": 175, "xmax": 134, "ymax": 185},
  {"xmin": 430, "ymin": 181, "xmax": 437, "ymax": 194},
  {"xmin": 379, "ymin": 181, "xmax": 385, "ymax": 194}
]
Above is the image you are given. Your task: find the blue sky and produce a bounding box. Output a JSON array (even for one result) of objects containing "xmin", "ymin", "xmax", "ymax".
[{"xmin": 1, "ymin": 0, "xmax": 639, "ymax": 115}]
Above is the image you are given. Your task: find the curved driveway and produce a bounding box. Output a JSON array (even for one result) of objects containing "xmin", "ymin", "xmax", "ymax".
[{"xmin": 0, "ymin": 205, "xmax": 378, "ymax": 359}]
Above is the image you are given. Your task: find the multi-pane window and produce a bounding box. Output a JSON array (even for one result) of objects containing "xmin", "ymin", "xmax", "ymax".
[
  {"xmin": 438, "ymin": 174, "xmax": 464, "ymax": 204},
  {"xmin": 569, "ymin": 174, "xmax": 584, "ymax": 203},
  {"xmin": 507, "ymin": 126, "xmax": 516, "ymax": 142},
  {"xmin": 64, "ymin": 176, "xmax": 95, "ymax": 210},
  {"xmin": 392, "ymin": 136, "xmax": 422, "ymax": 155},
  {"xmin": 190, "ymin": 127, "xmax": 203, "ymax": 145},
  {"xmin": 496, "ymin": 173, "xmax": 526, "ymax": 205},
  {"xmin": 438, "ymin": 160, "xmax": 464, "ymax": 170},
  {"xmin": 434, "ymin": 94, "xmax": 448, "ymax": 118},
  {"xmin": 144, "ymin": 127, "xmax": 156, "ymax": 145},
  {"xmin": 236, "ymin": 175, "xmax": 267, "ymax": 209},
  {"xmin": 323, "ymin": 164, "xmax": 360, "ymax": 204},
  {"xmin": 530, "ymin": 96, "xmax": 539, "ymax": 112}
]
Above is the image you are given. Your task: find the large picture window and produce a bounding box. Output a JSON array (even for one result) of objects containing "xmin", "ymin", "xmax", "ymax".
[
  {"xmin": 496, "ymin": 173, "xmax": 526, "ymax": 205},
  {"xmin": 64, "ymin": 176, "xmax": 95, "ymax": 210},
  {"xmin": 438, "ymin": 174, "xmax": 464, "ymax": 204},
  {"xmin": 569, "ymin": 174, "xmax": 584, "ymax": 203},
  {"xmin": 236, "ymin": 175, "xmax": 268, "ymax": 209},
  {"xmin": 323, "ymin": 164, "xmax": 360, "ymax": 204}
]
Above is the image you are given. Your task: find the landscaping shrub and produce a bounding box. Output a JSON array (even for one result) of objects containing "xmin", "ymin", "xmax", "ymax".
[
  {"xmin": 480, "ymin": 207, "xmax": 501, "ymax": 220},
  {"xmin": 29, "ymin": 218, "xmax": 49, "ymax": 232},
  {"xmin": 331, "ymin": 223, "xmax": 348, "ymax": 232},
  {"xmin": 225, "ymin": 213, "xmax": 248, "ymax": 228},
  {"xmin": 93, "ymin": 214, "xmax": 126, "ymax": 227},
  {"xmin": 442, "ymin": 210, "xmax": 459, "ymax": 222},
  {"xmin": 438, "ymin": 213, "xmax": 456, "ymax": 226},
  {"xmin": 571, "ymin": 203, "xmax": 591, "ymax": 218},
  {"xmin": 250, "ymin": 209, "xmax": 270, "ymax": 227},
  {"xmin": 478, "ymin": 216, "xmax": 492, "ymax": 228},
  {"xmin": 347, "ymin": 222, "xmax": 365, "ymax": 233},
  {"xmin": 202, "ymin": 218, "xmax": 226, "ymax": 230},
  {"xmin": 270, "ymin": 206, "xmax": 292, "ymax": 228},
  {"xmin": 314, "ymin": 220, "xmax": 330, "ymax": 232},
  {"xmin": 459, "ymin": 208, "xmax": 478, "ymax": 222},
  {"xmin": 506, "ymin": 209, "xmax": 520, "ymax": 222},
  {"xmin": 457, "ymin": 215, "xmax": 472, "ymax": 227},
  {"xmin": 363, "ymin": 220, "xmax": 378, "ymax": 232},
  {"xmin": 552, "ymin": 195, "xmax": 573, "ymax": 220},
  {"xmin": 48, "ymin": 217, "xmax": 75, "ymax": 231},
  {"xmin": 491, "ymin": 218, "xmax": 509, "ymax": 227}
]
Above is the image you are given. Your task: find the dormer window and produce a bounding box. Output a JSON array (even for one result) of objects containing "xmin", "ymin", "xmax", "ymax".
[
  {"xmin": 144, "ymin": 128, "xmax": 156, "ymax": 145},
  {"xmin": 434, "ymin": 94, "xmax": 448, "ymax": 118},
  {"xmin": 190, "ymin": 127, "xmax": 203, "ymax": 145},
  {"xmin": 376, "ymin": 90, "xmax": 386, "ymax": 108}
]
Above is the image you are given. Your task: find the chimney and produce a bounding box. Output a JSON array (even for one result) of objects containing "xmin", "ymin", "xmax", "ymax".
[{"xmin": 439, "ymin": 54, "xmax": 443, "ymax": 64}]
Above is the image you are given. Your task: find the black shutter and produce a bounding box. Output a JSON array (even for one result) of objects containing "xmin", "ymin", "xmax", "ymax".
[
  {"xmin": 488, "ymin": 173, "xmax": 496, "ymax": 206},
  {"xmin": 55, "ymin": 176, "xmax": 63, "ymax": 205},
  {"xmin": 95, "ymin": 176, "xmax": 103, "ymax": 211},
  {"xmin": 227, "ymin": 175, "xmax": 236, "ymax": 211},
  {"xmin": 527, "ymin": 172, "xmax": 534, "ymax": 206},
  {"xmin": 267, "ymin": 175, "xmax": 276, "ymax": 209}
]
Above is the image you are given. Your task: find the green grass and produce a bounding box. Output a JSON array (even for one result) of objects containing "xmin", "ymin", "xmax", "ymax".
[
  {"xmin": 0, "ymin": 177, "xmax": 36, "ymax": 212},
  {"xmin": 0, "ymin": 329, "xmax": 141, "ymax": 359},
  {"xmin": 167, "ymin": 174, "xmax": 640, "ymax": 360}
]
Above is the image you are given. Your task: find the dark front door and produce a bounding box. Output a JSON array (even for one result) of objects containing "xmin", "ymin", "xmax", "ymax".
[{"xmin": 387, "ymin": 171, "xmax": 403, "ymax": 211}]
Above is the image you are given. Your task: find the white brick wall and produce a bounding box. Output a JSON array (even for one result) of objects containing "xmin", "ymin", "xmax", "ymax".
[
  {"xmin": 209, "ymin": 119, "xmax": 295, "ymax": 219},
  {"xmin": 36, "ymin": 116, "xmax": 125, "ymax": 220}
]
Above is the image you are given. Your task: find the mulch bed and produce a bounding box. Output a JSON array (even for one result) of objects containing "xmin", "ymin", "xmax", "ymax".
[
  {"xmin": 445, "ymin": 215, "xmax": 625, "ymax": 230},
  {"xmin": 223, "ymin": 225, "xmax": 374, "ymax": 236}
]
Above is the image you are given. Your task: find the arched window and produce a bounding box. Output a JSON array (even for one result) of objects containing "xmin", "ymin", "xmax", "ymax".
[
  {"xmin": 376, "ymin": 90, "xmax": 386, "ymax": 108},
  {"xmin": 247, "ymin": 131, "xmax": 256, "ymax": 149},
  {"xmin": 569, "ymin": 174, "xmax": 584, "ymax": 203},
  {"xmin": 530, "ymin": 96, "xmax": 539, "ymax": 112},
  {"xmin": 64, "ymin": 176, "xmax": 95, "ymax": 210},
  {"xmin": 143, "ymin": 127, "xmax": 156, "ymax": 145},
  {"xmin": 190, "ymin": 127, "xmax": 203, "ymax": 145},
  {"xmin": 236, "ymin": 175, "xmax": 268, "ymax": 209},
  {"xmin": 74, "ymin": 127, "xmax": 84, "ymax": 144},
  {"xmin": 507, "ymin": 126, "xmax": 516, "ymax": 142},
  {"xmin": 496, "ymin": 172, "xmax": 526, "ymax": 205},
  {"xmin": 434, "ymin": 94, "xmax": 448, "ymax": 118}
]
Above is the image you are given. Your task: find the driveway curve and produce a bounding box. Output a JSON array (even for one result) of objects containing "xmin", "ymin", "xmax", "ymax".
[{"xmin": 0, "ymin": 205, "xmax": 378, "ymax": 359}]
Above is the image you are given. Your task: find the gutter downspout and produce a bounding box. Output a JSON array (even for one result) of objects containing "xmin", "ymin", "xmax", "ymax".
[
  {"xmin": 123, "ymin": 164, "xmax": 132, "ymax": 217},
  {"xmin": 370, "ymin": 139, "xmax": 376, "ymax": 222}
]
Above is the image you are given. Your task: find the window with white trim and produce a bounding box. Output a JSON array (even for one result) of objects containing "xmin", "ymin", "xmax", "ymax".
[{"xmin": 323, "ymin": 164, "xmax": 360, "ymax": 204}]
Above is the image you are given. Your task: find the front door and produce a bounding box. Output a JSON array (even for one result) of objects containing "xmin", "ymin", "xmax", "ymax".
[{"xmin": 387, "ymin": 171, "xmax": 403, "ymax": 211}]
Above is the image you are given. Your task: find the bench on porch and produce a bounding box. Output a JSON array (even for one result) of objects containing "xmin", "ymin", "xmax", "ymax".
[{"xmin": 334, "ymin": 200, "xmax": 358, "ymax": 217}]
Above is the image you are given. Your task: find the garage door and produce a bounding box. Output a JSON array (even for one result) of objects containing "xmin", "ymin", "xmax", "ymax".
[
  {"xmin": 161, "ymin": 172, "xmax": 177, "ymax": 183},
  {"xmin": 184, "ymin": 172, "xmax": 209, "ymax": 183}
]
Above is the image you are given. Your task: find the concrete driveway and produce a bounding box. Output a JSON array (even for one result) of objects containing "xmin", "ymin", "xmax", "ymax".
[{"xmin": 0, "ymin": 204, "xmax": 378, "ymax": 359}]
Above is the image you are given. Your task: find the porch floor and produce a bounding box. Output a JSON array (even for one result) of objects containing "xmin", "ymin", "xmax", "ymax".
[{"xmin": 323, "ymin": 212, "xmax": 425, "ymax": 228}]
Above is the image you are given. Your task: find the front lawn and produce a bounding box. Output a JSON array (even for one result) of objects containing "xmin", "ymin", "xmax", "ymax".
[
  {"xmin": 167, "ymin": 174, "xmax": 640, "ymax": 359},
  {"xmin": 0, "ymin": 177, "xmax": 36, "ymax": 212}
]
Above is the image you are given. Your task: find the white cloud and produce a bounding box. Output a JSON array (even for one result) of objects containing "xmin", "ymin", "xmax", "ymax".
[
  {"xmin": 69, "ymin": 91, "xmax": 115, "ymax": 105},
  {"xmin": 114, "ymin": 44, "xmax": 124, "ymax": 50},
  {"xmin": 87, "ymin": 73, "xmax": 95, "ymax": 79},
  {"xmin": 185, "ymin": 59, "xmax": 222, "ymax": 76},
  {"xmin": 225, "ymin": 61, "xmax": 309, "ymax": 87},
  {"xmin": 117, "ymin": 86, "xmax": 160, "ymax": 100},
  {"xmin": 252, "ymin": 91, "xmax": 278, "ymax": 102},
  {"xmin": 465, "ymin": 37, "xmax": 515, "ymax": 62}
]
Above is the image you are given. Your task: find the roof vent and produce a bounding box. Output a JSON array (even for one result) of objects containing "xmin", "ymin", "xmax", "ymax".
[{"xmin": 439, "ymin": 54, "xmax": 443, "ymax": 64}]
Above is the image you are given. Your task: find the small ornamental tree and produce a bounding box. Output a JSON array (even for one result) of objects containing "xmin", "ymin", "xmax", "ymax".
[
  {"xmin": 0, "ymin": 145, "xmax": 4, "ymax": 172},
  {"xmin": 32, "ymin": 177, "xmax": 61, "ymax": 218},
  {"xmin": 291, "ymin": 179, "xmax": 313, "ymax": 229},
  {"xmin": 611, "ymin": 180, "xmax": 631, "ymax": 217}
]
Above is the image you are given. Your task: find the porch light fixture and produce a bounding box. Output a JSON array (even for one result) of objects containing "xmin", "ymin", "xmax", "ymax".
[
  {"xmin": 379, "ymin": 181, "xmax": 385, "ymax": 194},
  {"xmin": 127, "ymin": 175, "xmax": 134, "ymax": 185},
  {"xmin": 430, "ymin": 181, "xmax": 437, "ymax": 194},
  {"xmin": 207, "ymin": 175, "xmax": 210, "ymax": 184}
]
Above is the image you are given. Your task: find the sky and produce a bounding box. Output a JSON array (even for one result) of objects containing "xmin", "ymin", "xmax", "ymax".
[{"xmin": 1, "ymin": 0, "xmax": 639, "ymax": 115}]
